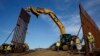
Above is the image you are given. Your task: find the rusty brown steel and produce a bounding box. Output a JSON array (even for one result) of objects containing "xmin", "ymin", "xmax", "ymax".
[
  {"xmin": 79, "ymin": 4, "xmax": 100, "ymax": 56},
  {"xmin": 11, "ymin": 8, "xmax": 30, "ymax": 52}
]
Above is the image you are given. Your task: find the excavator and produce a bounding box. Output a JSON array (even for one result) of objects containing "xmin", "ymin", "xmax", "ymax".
[{"xmin": 25, "ymin": 6, "xmax": 78, "ymax": 51}]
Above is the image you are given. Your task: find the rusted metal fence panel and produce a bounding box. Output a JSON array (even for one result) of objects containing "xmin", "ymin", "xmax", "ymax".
[
  {"xmin": 11, "ymin": 8, "xmax": 30, "ymax": 52},
  {"xmin": 11, "ymin": 8, "xmax": 30, "ymax": 44},
  {"xmin": 79, "ymin": 4, "xmax": 100, "ymax": 56}
]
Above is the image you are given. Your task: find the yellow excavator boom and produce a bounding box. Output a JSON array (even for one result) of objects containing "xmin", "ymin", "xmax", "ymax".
[{"xmin": 25, "ymin": 6, "xmax": 65, "ymax": 35}]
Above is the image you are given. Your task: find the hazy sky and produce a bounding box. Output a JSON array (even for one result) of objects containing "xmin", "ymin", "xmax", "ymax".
[{"xmin": 0, "ymin": 0, "xmax": 100, "ymax": 49}]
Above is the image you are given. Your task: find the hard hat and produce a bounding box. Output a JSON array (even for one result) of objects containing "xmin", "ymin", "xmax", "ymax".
[{"xmin": 88, "ymin": 32, "xmax": 91, "ymax": 35}]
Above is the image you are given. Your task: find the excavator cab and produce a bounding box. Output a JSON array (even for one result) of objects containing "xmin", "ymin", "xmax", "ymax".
[
  {"xmin": 60, "ymin": 34, "xmax": 72, "ymax": 45},
  {"xmin": 60, "ymin": 34, "xmax": 80, "ymax": 51},
  {"xmin": 60, "ymin": 34, "xmax": 72, "ymax": 50}
]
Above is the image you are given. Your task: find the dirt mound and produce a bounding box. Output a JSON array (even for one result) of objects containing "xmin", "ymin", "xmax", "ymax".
[{"xmin": 22, "ymin": 49, "xmax": 83, "ymax": 56}]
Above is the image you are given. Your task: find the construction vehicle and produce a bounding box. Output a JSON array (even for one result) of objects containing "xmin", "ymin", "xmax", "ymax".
[{"xmin": 25, "ymin": 6, "xmax": 79, "ymax": 51}]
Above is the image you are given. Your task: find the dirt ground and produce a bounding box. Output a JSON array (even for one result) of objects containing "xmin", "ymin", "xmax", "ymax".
[{"xmin": 0, "ymin": 49, "xmax": 84, "ymax": 56}]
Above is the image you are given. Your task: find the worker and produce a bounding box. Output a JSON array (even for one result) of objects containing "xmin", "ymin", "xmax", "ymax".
[
  {"xmin": 23, "ymin": 44, "xmax": 26, "ymax": 51},
  {"xmin": 4, "ymin": 46, "xmax": 8, "ymax": 56},
  {"xmin": 75, "ymin": 37, "xmax": 82, "ymax": 52},
  {"xmin": 56, "ymin": 41, "xmax": 60, "ymax": 51},
  {"xmin": 7, "ymin": 45, "xmax": 11, "ymax": 52},
  {"xmin": 4, "ymin": 45, "xmax": 11, "ymax": 56},
  {"xmin": 87, "ymin": 32, "xmax": 95, "ymax": 52},
  {"xmin": 70, "ymin": 39, "xmax": 74, "ymax": 52}
]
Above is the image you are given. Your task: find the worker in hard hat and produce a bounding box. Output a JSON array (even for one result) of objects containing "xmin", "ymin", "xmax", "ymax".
[
  {"xmin": 7, "ymin": 45, "xmax": 11, "ymax": 52},
  {"xmin": 5, "ymin": 45, "xmax": 11, "ymax": 56},
  {"xmin": 4, "ymin": 46, "xmax": 8, "ymax": 56},
  {"xmin": 56, "ymin": 41, "xmax": 60, "ymax": 51},
  {"xmin": 87, "ymin": 32, "xmax": 95, "ymax": 52},
  {"xmin": 70, "ymin": 38, "xmax": 74, "ymax": 52},
  {"xmin": 75, "ymin": 37, "xmax": 82, "ymax": 52}
]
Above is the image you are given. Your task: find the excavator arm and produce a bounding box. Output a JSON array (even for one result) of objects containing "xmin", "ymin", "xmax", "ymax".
[{"xmin": 25, "ymin": 6, "xmax": 65, "ymax": 35}]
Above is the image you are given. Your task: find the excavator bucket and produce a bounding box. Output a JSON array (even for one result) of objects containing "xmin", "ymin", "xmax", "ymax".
[
  {"xmin": 11, "ymin": 8, "xmax": 30, "ymax": 52},
  {"xmin": 31, "ymin": 10, "xmax": 39, "ymax": 17},
  {"xmin": 25, "ymin": 6, "xmax": 39, "ymax": 17}
]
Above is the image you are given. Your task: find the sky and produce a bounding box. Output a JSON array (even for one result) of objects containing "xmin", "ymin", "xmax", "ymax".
[{"xmin": 0, "ymin": 0, "xmax": 100, "ymax": 49}]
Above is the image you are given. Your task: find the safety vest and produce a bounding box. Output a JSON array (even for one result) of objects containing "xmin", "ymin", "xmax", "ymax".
[
  {"xmin": 76, "ymin": 38, "xmax": 80, "ymax": 44},
  {"xmin": 87, "ymin": 35, "xmax": 94, "ymax": 43}
]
